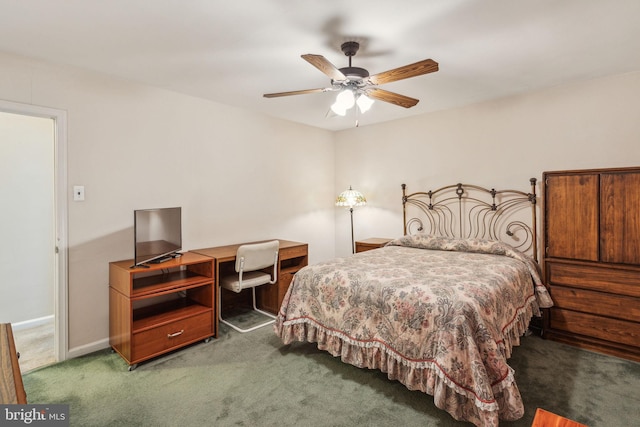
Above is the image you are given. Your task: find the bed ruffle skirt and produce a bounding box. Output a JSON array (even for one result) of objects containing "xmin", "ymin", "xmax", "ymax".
[
  {"xmin": 275, "ymin": 299, "xmax": 536, "ymax": 427},
  {"xmin": 274, "ymin": 237, "xmax": 549, "ymax": 427}
]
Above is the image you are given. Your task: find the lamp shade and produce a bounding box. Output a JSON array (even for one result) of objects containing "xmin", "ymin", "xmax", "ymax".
[
  {"xmin": 356, "ymin": 94, "xmax": 374, "ymax": 113},
  {"xmin": 335, "ymin": 186, "xmax": 367, "ymax": 208},
  {"xmin": 331, "ymin": 90, "xmax": 356, "ymax": 116},
  {"xmin": 330, "ymin": 102, "xmax": 347, "ymax": 116},
  {"xmin": 336, "ymin": 90, "xmax": 355, "ymax": 109}
]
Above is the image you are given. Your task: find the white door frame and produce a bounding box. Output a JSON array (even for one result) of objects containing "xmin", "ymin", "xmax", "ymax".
[{"xmin": 0, "ymin": 99, "xmax": 68, "ymax": 362}]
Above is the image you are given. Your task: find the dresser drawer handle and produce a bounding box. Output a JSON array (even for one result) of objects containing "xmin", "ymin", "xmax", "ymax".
[{"xmin": 167, "ymin": 330, "xmax": 184, "ymax": 338}]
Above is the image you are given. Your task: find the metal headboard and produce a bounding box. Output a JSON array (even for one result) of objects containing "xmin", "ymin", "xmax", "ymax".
[{"xmin": 402, "ymin": 178, "xmax": 538, "ymax": 262}]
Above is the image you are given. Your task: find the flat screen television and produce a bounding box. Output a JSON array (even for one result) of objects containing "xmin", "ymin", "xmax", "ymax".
[{"xmin": 134, "ymin": 207, "xmax": 182, "ymax": 266}]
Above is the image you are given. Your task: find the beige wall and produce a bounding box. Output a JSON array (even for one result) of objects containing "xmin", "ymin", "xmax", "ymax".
[
  {"xmin": 0, "ymin": 51, "xmax": 336, "ymax": 353},
  {"xmin": 333, "ymin": 71, "xmax": 640, "ymax": 256},
  {"xmin": 2, "ymin": 47, "xmax": 639, "ymax": 355}
]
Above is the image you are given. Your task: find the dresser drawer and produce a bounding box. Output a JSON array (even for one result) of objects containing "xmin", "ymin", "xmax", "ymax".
[
  {"xmin": 550, "ymin": 286, "xmax": 640, "ymax": 323},
  {"xmin": 549, "ymin": 308, "xmax": 640, "ymax": 347},
  {"xmin": 132, "ymin": 311, "xmax": 212, "ymax": 362},
  {"xmin": 546, "ymin": 261, "xmax": 640, "ymax": 297}
]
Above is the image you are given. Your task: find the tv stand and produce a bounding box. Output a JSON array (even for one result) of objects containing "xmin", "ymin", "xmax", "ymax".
[
  {"xmin": 109, "ymin": 252, "xmax": 216, "ymax": 370},
  {"xmin": 148, "ymin": 254, "xmax": 178, "ymax": 264},
  {"xmin": 131, "ymin": 252, "xmax": 182, "ymax": 268}
]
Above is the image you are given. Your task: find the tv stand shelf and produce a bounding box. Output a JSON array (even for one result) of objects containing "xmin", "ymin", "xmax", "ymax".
[
  {"xmin": 109, "ymin": 252, "xmax": 216, "ymax": 370},
  {"xmin": 131, "ymin": 270, "xmax": 210, "ymax": 297}
]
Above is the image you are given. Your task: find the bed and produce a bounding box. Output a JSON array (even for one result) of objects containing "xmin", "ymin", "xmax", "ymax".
[{"xmin": 275, "ymin": 180, "xmax": 553, "ymax": 427}]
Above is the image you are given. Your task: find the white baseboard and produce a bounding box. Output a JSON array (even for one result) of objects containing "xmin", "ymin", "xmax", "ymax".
[
  {"xmin": 67, "ymin": 338, "xmax": 110, "ymax": 359},
  {"xmin": 11, "ymin": 315, "xmax": 54, "ymax": 331},
  {"xmin": 10, "ymin": 315, "xmax": 110, "ymax": 361}
]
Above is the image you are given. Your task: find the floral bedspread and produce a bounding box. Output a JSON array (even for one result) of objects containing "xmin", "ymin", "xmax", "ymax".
[{"xmin": 275, "ymin": 234, "xmax": 553, "ymax": 427}]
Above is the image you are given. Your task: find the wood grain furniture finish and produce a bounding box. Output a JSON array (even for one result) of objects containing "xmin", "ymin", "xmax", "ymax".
[
  {"xmin": 0, "ymin": 323, "xmax": 27, "ymax": 404},
  {"xmin": 192, "ymin": 239, "xmax": 308, "ymax": 315},
  {"xmin": 109, "ymin": 252, "xmax": 216, "ymax": 369},
  {"xmin": 355, "ymin": 238, "xmax": 393, "ymax": 253},
  {"xmin": 543, "ymin": 166, "xmax": 640, "ymax": 362},
  {"xmin": 531, "ymin": 408, "xmax": 587, "ymax": 427}
]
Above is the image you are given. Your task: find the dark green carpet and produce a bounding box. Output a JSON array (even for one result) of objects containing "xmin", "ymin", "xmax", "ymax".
[{"xmin": 23, "ymin": 314, "xmax": 640, "ymax": 426}]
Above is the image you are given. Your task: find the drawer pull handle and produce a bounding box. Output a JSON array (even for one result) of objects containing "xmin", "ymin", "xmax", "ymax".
[{"xmin": 167, "ymin": 330, "xmax": 184, "ymax": 338}]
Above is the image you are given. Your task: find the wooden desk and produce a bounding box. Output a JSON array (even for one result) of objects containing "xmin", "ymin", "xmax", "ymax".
[
  {"xmin": 1, "ymin": 323, "xmax": 27, "ymax": 404},
  {"xmin": 192, "ymin": 239, "xmax": 308, "ymax": 315}
]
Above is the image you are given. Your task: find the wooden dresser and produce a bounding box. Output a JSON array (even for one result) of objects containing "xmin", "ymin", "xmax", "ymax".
[
  {"xmin": 543, "ymin": 167, "xmax": 640, "ymax": 362},
  {"xmin": 0, "ymin": 323, "xmax": 27, "ymax": 404}
]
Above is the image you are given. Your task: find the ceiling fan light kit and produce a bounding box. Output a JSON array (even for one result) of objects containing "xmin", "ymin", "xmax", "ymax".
[
  {"xmin": 264, "ymin": 41, "xmax": 439, "ymax": 120},
  {"xmin": 331, "ymin": 91, "xmax": 375, "ymax": 116}
]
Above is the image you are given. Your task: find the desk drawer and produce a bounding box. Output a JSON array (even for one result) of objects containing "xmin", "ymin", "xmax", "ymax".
[
  {"xmin": 132, "ymin": 312, "xmax": 212, "ymax": 362},
  {"xmin": 280, "ymin": 244, "xmax": 308, "ymax": 260}
]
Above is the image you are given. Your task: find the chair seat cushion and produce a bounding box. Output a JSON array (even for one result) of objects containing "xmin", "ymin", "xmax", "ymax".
[{"xmin": 220, "ymin": 271, "xmax": 272, "ymax": 293}]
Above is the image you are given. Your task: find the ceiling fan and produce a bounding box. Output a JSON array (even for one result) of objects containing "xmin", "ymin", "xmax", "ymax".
[{"xmin": 263, "ymin": 41, "xmax": 439, "ymax": 114}]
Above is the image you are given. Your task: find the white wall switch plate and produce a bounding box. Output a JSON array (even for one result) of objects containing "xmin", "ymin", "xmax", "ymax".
[{"xmin": 73, "ymin": 185, "xmax": 85, "ymax": 201}]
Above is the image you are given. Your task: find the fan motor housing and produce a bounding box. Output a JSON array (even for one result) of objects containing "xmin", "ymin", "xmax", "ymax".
[{"xmin": 339, "ymin": 66, "xmax": 369, "ymax": 80}]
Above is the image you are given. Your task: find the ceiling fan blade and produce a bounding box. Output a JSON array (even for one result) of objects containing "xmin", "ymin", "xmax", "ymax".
[
  {"xmin": 263, "ymin": 88, "xmax": 330, "ymax": 98},
  {"xmin": 302, "ymin": 54, "xmax": 347, "ymax": 81},
  {"xmin": 366, "ymin": 88, "xmax": 419, "ymax": 108},
  {"xmin": 368, "ymin": 59, "xmax": 438, "ymax": 85}
]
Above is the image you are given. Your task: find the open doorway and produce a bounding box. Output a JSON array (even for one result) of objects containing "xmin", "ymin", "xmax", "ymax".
[{"xmin": 0, "ymin": 100, "xmax": 68, "ymax": 371}]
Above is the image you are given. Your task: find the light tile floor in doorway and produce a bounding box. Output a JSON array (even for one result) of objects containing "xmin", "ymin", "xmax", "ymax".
[{"xmin": 12, "ymin": 320, "xmax": 56, "ymax": 373}]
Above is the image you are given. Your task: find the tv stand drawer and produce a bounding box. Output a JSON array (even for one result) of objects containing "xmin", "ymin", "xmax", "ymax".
[{"xmin": 131, "ymin": 311, "xmax": 212, "ymax": 362}]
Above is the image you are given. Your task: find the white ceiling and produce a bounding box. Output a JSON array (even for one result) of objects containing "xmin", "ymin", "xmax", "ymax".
[{"xmin": 1, "ymin": 1, "xmax": 640, "ymax": 131}]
